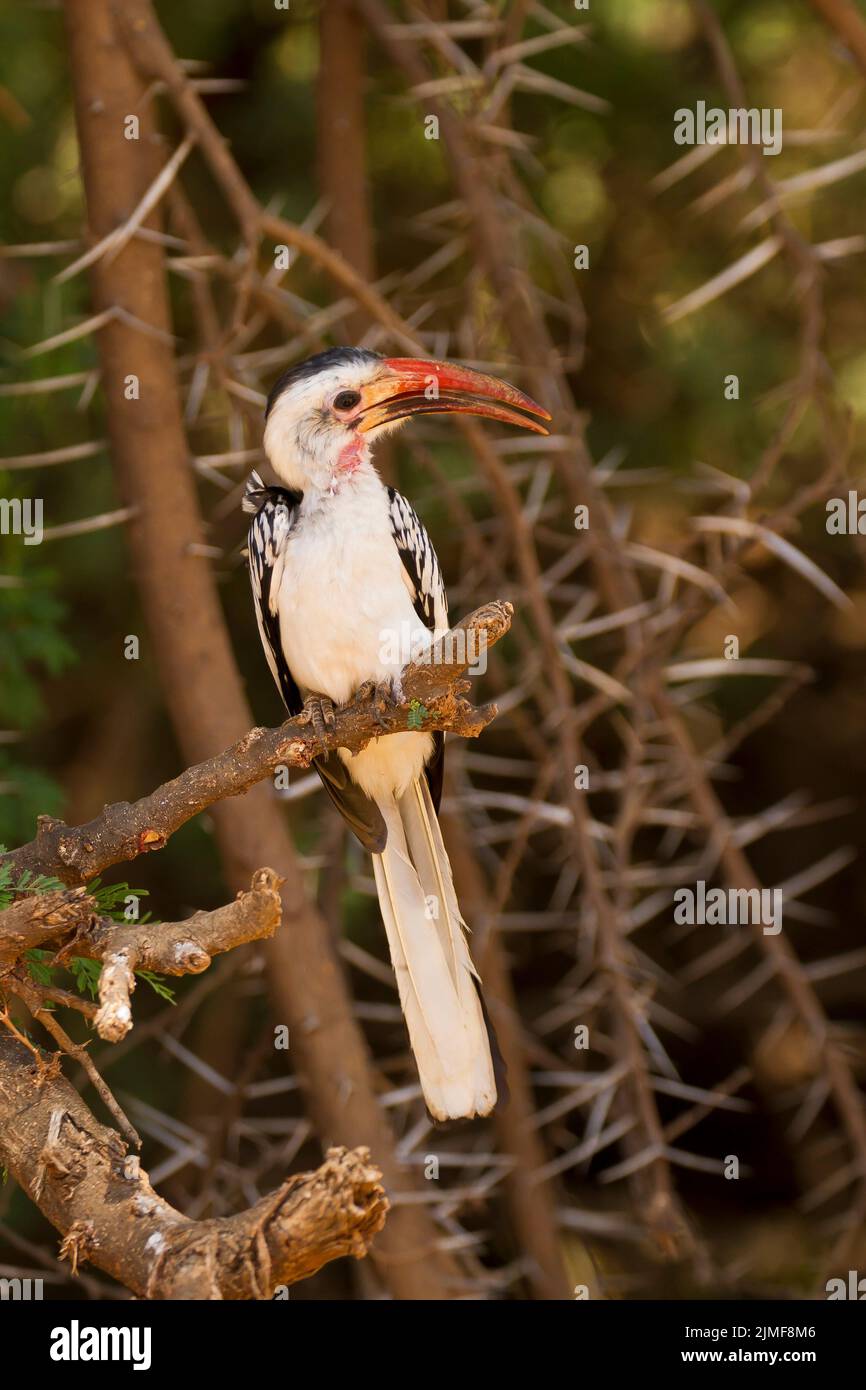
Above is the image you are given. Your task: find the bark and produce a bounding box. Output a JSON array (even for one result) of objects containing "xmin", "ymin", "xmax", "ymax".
[
  {"xmin": 0, "ymin": 1032, "xmax": 387, "ymax": 1299},
  {"xmin": 0, "ymin": 888, "xmax": 96, "ymax": 964}
]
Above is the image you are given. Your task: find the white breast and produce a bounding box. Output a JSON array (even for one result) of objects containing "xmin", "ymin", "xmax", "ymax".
[{"xmin": 275, "ymin": 472, "xmax": 434, "ymax": 800}]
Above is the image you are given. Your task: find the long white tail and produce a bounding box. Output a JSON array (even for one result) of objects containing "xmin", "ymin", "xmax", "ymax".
[{"xmin": 373, "ymin": 777, "xmax": 497, "ymax": 1121}]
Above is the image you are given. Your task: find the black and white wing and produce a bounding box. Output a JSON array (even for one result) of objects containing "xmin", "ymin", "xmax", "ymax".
[
  {"xmin": 387, "ymin": 487, "xmax": 448, "ymax": 811},
  {"xmin": 244, "ymin": 471, "xmax": 304, "ymax": 716},
  {"xmin": 387, "ymin": 486, "xmax": 448, "ymax": 635},
  {"xmin": 244, "ymin": 471, "xmax": 387, "ymax": 853}
]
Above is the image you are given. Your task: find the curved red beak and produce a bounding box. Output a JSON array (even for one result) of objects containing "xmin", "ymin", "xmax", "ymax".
[{"xmin": 356, "ymin": 357, "xmax": 551, "ymax": 435}]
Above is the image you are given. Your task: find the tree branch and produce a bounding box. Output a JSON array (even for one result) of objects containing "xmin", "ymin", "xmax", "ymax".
[
  {"xmin": 0, "ymin": 888, "xmax": 97, "ymax": 964},
  {"xmin": 808, "ymin": 0, "xmax": 866, "ymax": 80},
  {"xmin": 0, "ymin": 1031, "xmax": 387, "ymax": 1299},
  {"xmin": 81, "ymin": 867, "xmax": 283, "ymax": 1042},
  {"xmin": 1, "ymin": 871, "xmax": 284, "ymax": 1045},
  {"xmin": 1, "ymin": 601, "xmax": 512, "ymax": 886}
]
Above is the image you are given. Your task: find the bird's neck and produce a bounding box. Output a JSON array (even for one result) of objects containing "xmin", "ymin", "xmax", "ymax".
[
  {"xmin": 268, "ymin": 433, "xmax": 380, "ymax": 500},
  {"xmin": 284, "ymin": 454, "xmax": 384, "ymax": 515}
]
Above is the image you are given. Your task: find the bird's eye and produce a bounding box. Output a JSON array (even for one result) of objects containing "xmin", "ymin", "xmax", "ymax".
[{"xmin": 333, "ymin": 390, "xmax": 362, "ymax": 412}]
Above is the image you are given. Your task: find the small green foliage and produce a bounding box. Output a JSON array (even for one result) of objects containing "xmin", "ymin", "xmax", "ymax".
[
  {"xmin": 87, "ymin": 877, "xmax": 151, "ymax": 922},
  {"xmin": 23, "ymin": 949, "xmax": 54, "ymax": 988},
  {"xmin": 24, "ymin": 950, "xmax": 173, "ymax": 1005},
  {"xmin": 68, "ymin": 955, "xmax": 102, "ymax": 1000},
  {"xmin": 137, "ymin": 971, "xmax": 176, "ymax": 1005},
  {"xmin": 0, "ymin": 852, "xmax": 65, "ymax": 910},
  {"xmin": 407, "ymin": 698, "xmax": 429, "ymax": 730},
  {"xmin": 0, "ymin": 852, "xmax": 152, "ymax": 920}
]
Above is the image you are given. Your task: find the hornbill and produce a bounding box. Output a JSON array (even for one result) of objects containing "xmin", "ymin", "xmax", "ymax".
[{"xmin": 243, "ymin": 348, "xmax": 550, "ymax": 1120}]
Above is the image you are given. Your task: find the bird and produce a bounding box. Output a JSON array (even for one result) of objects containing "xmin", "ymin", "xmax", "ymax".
[{"xmin": 243, "ymin": 347, "xmax": 550, "ymax": 1120}]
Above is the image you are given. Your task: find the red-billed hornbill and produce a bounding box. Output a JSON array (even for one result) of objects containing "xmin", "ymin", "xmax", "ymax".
[{"xmin": 244, "ymin": 348, "xmax": 549, "ymax": 1120}]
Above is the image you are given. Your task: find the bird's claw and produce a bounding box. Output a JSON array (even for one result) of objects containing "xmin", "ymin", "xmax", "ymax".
[
  {"xmin": 356, "ymin": 675, "xmax": 405, "ymax": 730},
  {"xmin": 297, "ymin": 693, "xmax": 337, "ymax": 740}
]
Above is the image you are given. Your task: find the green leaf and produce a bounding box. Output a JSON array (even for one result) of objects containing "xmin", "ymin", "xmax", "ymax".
[
  {"xmin": 407, "ymin": 698, "xmax": 429, "ymax": 730},
  {"xmin": 68, "ymin": 956, "xmax": 102, "ymax": 1001},
  {"xmin": 24, "ymin": 948, "xmax": 54, "ymax": 987},
  {"xmin": 87, "ymin": 878, "xmax": 150, "ymax": 921},
  {"xmin": 136, "ymin": 970, "xmax": 176, "ymax": 1005},
  {"xmin": 0, "ymin": 862, "xmax": 66, "ymax": 911}
]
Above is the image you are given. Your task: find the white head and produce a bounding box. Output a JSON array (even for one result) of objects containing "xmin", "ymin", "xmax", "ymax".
[{"xmin": 262, "ymin": 347, "xmax": 550, "ymax": 495}]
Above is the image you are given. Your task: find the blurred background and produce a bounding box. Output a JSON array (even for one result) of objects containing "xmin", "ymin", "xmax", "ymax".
[{"xmin": 2, "ymin": 0, "xmax": 866, "ymax": 1299}]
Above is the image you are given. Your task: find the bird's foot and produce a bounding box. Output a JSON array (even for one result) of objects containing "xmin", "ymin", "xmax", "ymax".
[
  {"xmin": 355, "ymin": 675, "xmax": 405, "ymax": 730},
  {"xmin": 297, "ymin": 692, "xmax": 337, "ymax": 740}
]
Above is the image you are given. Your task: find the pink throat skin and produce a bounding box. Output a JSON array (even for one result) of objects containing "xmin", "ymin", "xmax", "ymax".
[{"xmin": 332, "ymin": 433, "xmax": 366, "ymax": 484}]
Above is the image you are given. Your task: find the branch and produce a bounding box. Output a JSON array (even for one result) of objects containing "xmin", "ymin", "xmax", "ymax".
[
  {"xmin": 1, "ymin": 870, "xmax": 284, "ymax": 1045},
  {"xmin": 808, "ymin": 0, "xmax": 866, "ymax": 80},
  {"xmin": 0, "ymin": 1033, "xmax": 387, "ymax": 1299},
  {"xmin": 0, "ymin": 887, "xmax": 97, "ymax": 962},
  {"xmin": 9, "ymin": 976, "xmax": 143, "ymax": 1150},
  {"xmin": 1, "ymin": 601, "xmax": 512, "ymax": 886},
  {"xmin": 81, "ymin": 867, "xmax": 283, "ymax": 1041}
]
